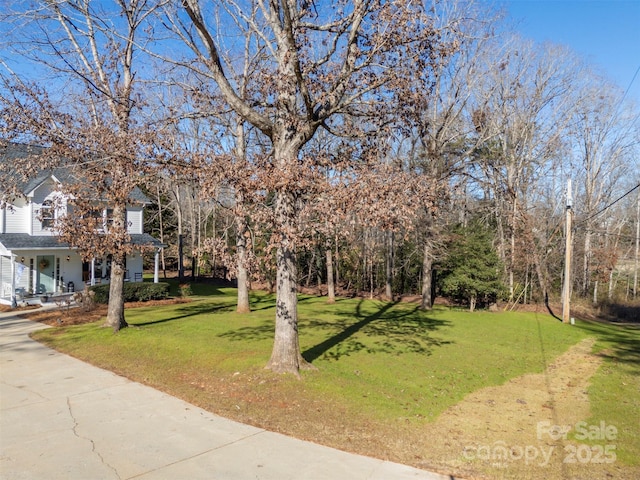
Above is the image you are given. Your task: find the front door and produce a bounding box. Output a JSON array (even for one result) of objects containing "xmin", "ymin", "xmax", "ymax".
[{"xmin": 36, "ymin": 255, "xmax": 55, "ymax": 294}]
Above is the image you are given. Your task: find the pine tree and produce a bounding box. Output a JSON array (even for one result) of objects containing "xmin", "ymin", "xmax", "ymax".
[{"xmin": 439, "ymin": 220, "xmax": 504, "ymax": 311}]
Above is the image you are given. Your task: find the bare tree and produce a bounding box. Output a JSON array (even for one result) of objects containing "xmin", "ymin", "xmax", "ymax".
[
  {"xmin": 1, "ymin": 0, "xmax": 159, "ymax": 331},
  {"xmin": 408, "ymin": 0, "xmax": 504, "ymax": 309},
  {"xmin": 160, "ymin": 0, "xmax": 450, "ymax": 373},
  {"xmin": 567, "ymin": 76, "xmax": 637, "ymax": 299},
  {"xmin": 471, "ymin": 37, "xmax": 578, "ymax": 303}
]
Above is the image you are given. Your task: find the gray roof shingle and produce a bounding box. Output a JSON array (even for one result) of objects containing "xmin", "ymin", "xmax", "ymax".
[
  {"xmin": 0, "ymin": 233, "xmax": 165, "ymax": 251},
  {"xmin": 1, "ymin": 142, "xmax": 151, "ymax": 204}
]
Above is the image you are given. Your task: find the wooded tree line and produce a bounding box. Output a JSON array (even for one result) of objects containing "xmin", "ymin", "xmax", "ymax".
[{"xmin": 1, "ymin": 0, "xmax": 638, "ymax": 374}]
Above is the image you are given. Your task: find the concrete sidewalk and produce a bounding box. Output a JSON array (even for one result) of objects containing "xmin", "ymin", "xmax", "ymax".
[{"xmin": 0, "ymin": 314, "xmax": 456, "ymax": 480}]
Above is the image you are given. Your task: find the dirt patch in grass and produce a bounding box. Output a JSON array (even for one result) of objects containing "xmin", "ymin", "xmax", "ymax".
[{"xmin": 409, "ymin": 338, "xmax": 631, "ymax": 479}]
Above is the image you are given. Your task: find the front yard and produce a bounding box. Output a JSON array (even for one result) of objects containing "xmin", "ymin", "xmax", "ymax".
[{"xmin": 28, "ymin": 285, "xmax": 640, "ymax": 479}]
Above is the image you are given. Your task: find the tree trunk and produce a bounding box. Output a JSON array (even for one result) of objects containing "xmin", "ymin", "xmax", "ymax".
[
  {"xmin": 530, "ymin": 238, "xmax": 548, "ymax": 303},
  {"xmin": 385, "ymin": 231, "xmax": 394, "ymax": 300},
  {"xmin": 234, "ymin": 121, "xmax": 250, "ymax": 313},
  {"xmin": 523, "ymin": 264, "xmax": 529, "ymax": 304},
  {"xmin": 156, "ymin": 184, "xmax": 167, "ymax": 279},
  {"xmin": 105, "ymin": 204, "xmax": 128, "ymax": 332},
  {"xmin": 306, "ymin": 250, "xmax": 315, "ymax": 288},
  {"xmin": 470, "ymin": 294, "xmax": 476, "ymax": 312},
  {"xmin": 173, "ymin": 186, "xmax": 185, "ymax": 282},
  {"xmin": 608, "ymin": 270, "xmax": 614, "ymax": 301},
  {"xmin": 508, "ymin": 199, "xmax": 517, "ymax": 302},
  {"xmin": 326, "ymin": 240, "xmax": 335, "ymax": 304},
  {"xmin": 178, "ymin": 233, "xmax": 184, "ymax": 282},
  {"xmin": 106, "ymin": 250, "xmax": 128, "ymax": 332},
  {"xmin": 369, "ymin": 253, "xmax": 374, "ymax": 300},
  {"xmin": 105, "ymin": 203, "xmax": 128, "ymax": 332},
  {"xmin": 265, "ymin": 189, "xmax": 311, "ymax": 374},
  {"xmin": 235, "ymin": 196, "xmax": 250, "ymax": 313},
  {"xmin": 496, "ymin": 207, "xmax": 508, "ymax": 283},
  {"xmin": 334, "ymin": 235, "xmax": 340, "ymax": 288},
  {"xmin": 420, "ymin": 240, "xmax": 434, "ymax": 310},
  {"xmin": 190, "ymin": 191, "xmax": 197, "ymax": 281},
  {"xmin": 196, "ymin": 202, "xmax": 201, "ymax": 278},
  {"xmin": 582, "ymin": 228, "xmax": 592, "ymax": 297}
]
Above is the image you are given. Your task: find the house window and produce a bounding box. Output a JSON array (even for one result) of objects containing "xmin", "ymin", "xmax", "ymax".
[
  {"xmin": 40, "ymin": 200, "xmax": 55, "ymax": 228},
  {"xmin": 79, "ymin": 208, "xmax": 104, "ymax": 231},
  {"xmin": 105, "ymin": 208, "xmax": 114, "ymax": 232}
]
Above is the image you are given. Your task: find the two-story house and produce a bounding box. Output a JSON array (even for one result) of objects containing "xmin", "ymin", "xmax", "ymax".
[{"xmin": 0, "ymin": 142, "xmax": 164, "ymax": 307}]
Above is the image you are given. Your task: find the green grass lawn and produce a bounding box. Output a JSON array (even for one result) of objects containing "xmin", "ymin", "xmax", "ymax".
[
  {"xmin": 569, "ymin": 319, "xmax": 640, "ymax": 466},
  {"xmin": 31, "ymin": 284, "xmax": 640, "ymax": 476}
]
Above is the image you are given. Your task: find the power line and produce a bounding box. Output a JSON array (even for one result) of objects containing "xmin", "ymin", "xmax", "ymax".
[
  {"xmin": 620, "ymin": 64, "xmax": 640, "ymax": 107},
  {"xmin": 575, "ymin": 183, "xmax": 640, "ymax": 227}
]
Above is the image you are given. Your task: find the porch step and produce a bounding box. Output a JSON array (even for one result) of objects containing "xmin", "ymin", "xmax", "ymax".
[{"xmin": 19, "ymin": 297, "xmax": 42, "ymax": 307}]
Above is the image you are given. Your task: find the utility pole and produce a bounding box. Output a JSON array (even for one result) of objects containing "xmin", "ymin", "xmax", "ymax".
[
  {"xmin": 562, "ymin": 179, "xmax": 573, "ymax": 324},
  {"xmin": 634, "ymin": 190, "xmax": 639, "ymax": 299}
]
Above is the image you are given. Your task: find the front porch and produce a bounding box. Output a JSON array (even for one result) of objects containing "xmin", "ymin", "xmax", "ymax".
[
  {"xmin": 0, "ymin": 245, "xmax": 163, "ymax": 308},
  {"xmin": 13, "ymin": 290, "xmax": 76, "ymax": 308}
]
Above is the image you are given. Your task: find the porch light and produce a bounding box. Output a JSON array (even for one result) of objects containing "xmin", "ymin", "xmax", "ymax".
[
  {"xmin": 21, "ymin": 257, "xmax": 25, "ymax": 263},
  {"xmin": 66, "ymin": 255, "xmax": 70, "ymax": 262}
]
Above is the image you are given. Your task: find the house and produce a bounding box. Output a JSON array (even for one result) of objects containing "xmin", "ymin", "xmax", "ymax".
[{"xmin": 0, "ymin": 142, "xmax": 164, "ymax": 307}]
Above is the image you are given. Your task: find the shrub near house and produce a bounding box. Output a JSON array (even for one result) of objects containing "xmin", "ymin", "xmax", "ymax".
[{"xmin": 90, "ymin": 282, "xmax": 170, "ymax": 304}]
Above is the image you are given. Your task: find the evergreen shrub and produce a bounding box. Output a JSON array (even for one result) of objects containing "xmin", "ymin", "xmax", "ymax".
[{"xmin": 89, "ymin": 282, "xmax": 170, "ymax": 304}]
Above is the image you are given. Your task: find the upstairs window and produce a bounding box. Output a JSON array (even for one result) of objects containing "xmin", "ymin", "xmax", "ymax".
[
  {"xmin": 105, "ymin": 208, "xmax": 114, "ymax": 232},
  {"xmin": 84, "ymin": 208, "xmax": 104, "ymax": 231},
  {"xmin": 40, "ymin": 200, "xmax": 55, "ymax": 228}
]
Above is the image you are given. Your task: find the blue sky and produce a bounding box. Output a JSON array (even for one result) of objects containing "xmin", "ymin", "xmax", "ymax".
[
  {"xmin": 499, "ymin": 0, "xmax": 640, "ymax": 104},
  {"xmin": 2, "ymin": 1, "xmax": 638, "ymax": 105}
]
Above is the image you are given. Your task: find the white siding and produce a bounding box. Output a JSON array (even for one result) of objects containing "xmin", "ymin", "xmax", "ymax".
[
  {"xmin": 127, "ymin": 254, "xmax": 144, "ymax": 281},
  {"xmin": 5, "ymin": 199, "xmax": 29, "ymax": 233},
  {"xmin": 60, "ymin": 253, "xmax": 83, "ymax": 293},
  {"xmin": 127, "ymin": 207, "xmax": 143, "ymax": 234},
  {"xmin": 1, "ymin": 256, "xmax": 13, "ymax": 298}
]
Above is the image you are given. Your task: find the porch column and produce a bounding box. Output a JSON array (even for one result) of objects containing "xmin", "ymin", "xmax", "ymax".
[
  {"xmin": 154, "ymin": 248, "xmax": 160, "ymax": 283},
  {"xmin": 90, "ymin": 258, "xmax": 96, "ymax": 286},
  {"xmin": 10, "ymin": 255, "xmax": 17, "ymax": 308}
]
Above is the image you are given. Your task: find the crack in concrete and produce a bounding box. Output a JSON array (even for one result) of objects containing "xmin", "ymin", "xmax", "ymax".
[
  {"xmin": 0, "ymin": 379, "xmax": 49, "ymax": 403},
  {"xmin": 66, "ymin": 396, "xmax": 122, "ymax": 480}
]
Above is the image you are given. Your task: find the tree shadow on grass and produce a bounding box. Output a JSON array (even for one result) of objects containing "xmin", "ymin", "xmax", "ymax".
[
  {"xmin": 302, "ymin": 299, "xmax": 451, "ymax": 363},
  {"xmin": 130, "ymin": 300, "xmax": 236, "ymax": 326},
  {"xmin": 217, "ymin": 320, "xmax": 274, "ymax": 342},
  {"xmin": 576, "ymin": 320, "xmax": 640, "ymax": 374},
  {"xmin": 248, "ymin": 294, "xmax": 315, "ymax": 312},
  {"xmin": 218, "ymin": 299, "xmax": 452, "ymax": 363}
]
